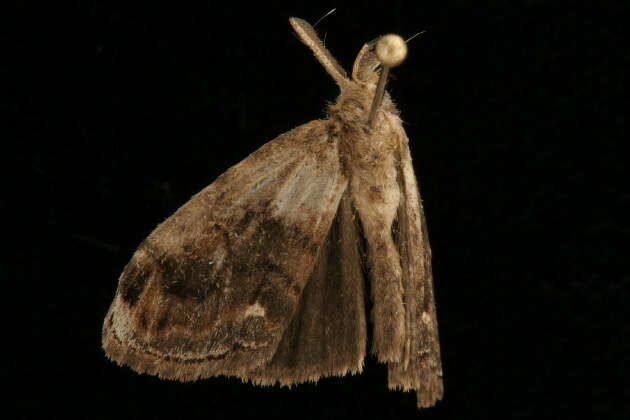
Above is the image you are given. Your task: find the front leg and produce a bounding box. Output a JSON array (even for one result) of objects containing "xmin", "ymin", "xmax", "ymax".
[{"xmin": 351, "ymin": 155, "xmax": 404, "ymax": 362}]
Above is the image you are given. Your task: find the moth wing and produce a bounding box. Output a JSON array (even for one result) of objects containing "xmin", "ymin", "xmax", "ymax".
[
  {"xmin": 102, "ymin": 120, "xmax": 349, "ymax": 381},
  {"xmin": 388, "ymin": 135, "xmax": 444, "ymax": 408},
  {"xmin": 246, "ymin": 192, "xmax": 367, "ymax": 384}
]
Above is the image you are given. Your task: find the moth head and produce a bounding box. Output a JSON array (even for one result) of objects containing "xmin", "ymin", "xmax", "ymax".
[
  {"xmin": 289, "ymin": 17, "xmax": 407, "ymax": 123},
  {"xmin": 289, "ymin": 17, "xmax": 408, "ymax": 85},
  {"xmin": 352, "ymin": 34, "xmax": 408, "ymax": 85}
]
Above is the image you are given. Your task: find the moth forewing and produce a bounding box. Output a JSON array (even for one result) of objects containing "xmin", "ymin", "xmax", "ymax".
[
  {"xmin": 102, "ymin": 16, "xmax": 442, "ymax": 410},
  {"xmin": 103, "ymin": 120, "xmax": 348, "ymax": 378}
]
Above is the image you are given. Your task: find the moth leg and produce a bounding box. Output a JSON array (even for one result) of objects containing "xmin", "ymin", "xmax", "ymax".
[{"xmin": 351, "ymin": 158, "xmax": 405, "ymax": 362}]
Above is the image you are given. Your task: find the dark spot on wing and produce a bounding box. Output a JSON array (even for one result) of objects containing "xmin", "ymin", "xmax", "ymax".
[
  {"xmin": 291, "ymin": 284, "xmax": 302, "ymax": 296},
  {"xmin": 261, "ymin": 259, "xmax": 285, "ymax": 277},
  {"xmin": 156, "ymin": 315, "xmax": 169, "ymax": 332},
  {"xmin": 119, "ymin": 258, "xmax": 151, "ymax": 306},
  {"xmin": 138, "ymin": 312, "xmax": 148, "ymax": 330},
  {"xmin": 159, "ymin": 254, "xmax": 220, "ymax": 302},
  {"xmin": 234, "ymin": 210, "xmax": 256, "ymax": 230}
]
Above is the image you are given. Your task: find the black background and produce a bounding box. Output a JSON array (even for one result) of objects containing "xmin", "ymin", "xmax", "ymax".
[{"xmin": 9, "ymin": 1, "xmax": 628, "ymax": 419}]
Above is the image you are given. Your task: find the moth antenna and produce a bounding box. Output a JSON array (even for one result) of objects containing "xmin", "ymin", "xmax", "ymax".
[
  {"xmin": 313, "ymin": 8, "xmax": 337, "ymax": 27},
  {"xmin": 289, "ymin": 17, "xmax": 348, "ymax": 85},
  {"xmin": 367, "ymin": 34, "xmax": 408, "ymax": 127},
  {"xmin": 405, "ymin": 30, "xmax": 427, "ymax": 44}
]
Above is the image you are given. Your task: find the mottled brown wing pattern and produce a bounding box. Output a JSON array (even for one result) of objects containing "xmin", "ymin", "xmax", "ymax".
[
  {"xmin": 246, "ymin": 192, "xmax": 367, "ymax": 385},
  {"xmin": 388, "ymin": 134, "xmax": 444, "ymax": 408},
  {"xmin": 102, "ymin": 120, "xmax": 349, "ymax": 380}
]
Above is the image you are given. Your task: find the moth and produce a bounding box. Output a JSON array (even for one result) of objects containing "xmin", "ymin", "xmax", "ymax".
[{"xmin": 102, "ymin": 17, "xmax": 443, "ymax": 409}]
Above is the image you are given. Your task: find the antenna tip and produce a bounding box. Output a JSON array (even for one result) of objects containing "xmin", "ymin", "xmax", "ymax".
[{"xmin": 375, "ymin": 34, "xmax": 407, "ymax": 68}]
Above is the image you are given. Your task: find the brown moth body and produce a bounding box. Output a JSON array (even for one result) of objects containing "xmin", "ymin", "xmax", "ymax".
[{"xmin": 102, "ymin": 17, "xmax": 443, "ymax": 409}]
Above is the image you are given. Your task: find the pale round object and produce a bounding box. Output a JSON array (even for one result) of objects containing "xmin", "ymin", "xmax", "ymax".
[{"xmin": 375, "ymin": 34, "xmax": 408, "ymax": 67}]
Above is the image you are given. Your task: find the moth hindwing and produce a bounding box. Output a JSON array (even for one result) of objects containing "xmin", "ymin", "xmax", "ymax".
[{"xmin": 102, "ymin": 16, "xmax": 443, "ymax": 409}]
